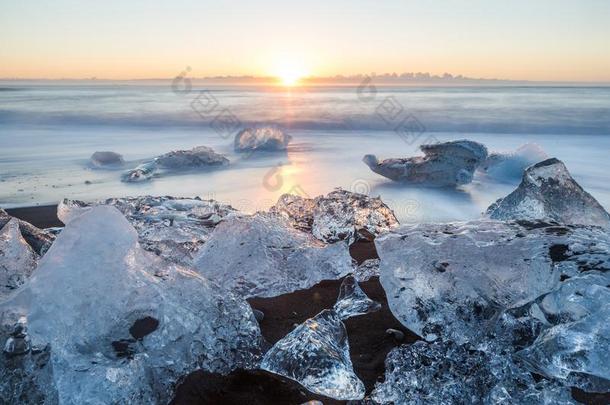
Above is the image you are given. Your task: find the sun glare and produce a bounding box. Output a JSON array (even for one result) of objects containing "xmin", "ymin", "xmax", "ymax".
[{"xmin": 272, "ymin": 56, "xmax": 308, "ymax": 86}]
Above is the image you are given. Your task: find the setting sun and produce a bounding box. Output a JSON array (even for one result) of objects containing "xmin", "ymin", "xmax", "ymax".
[{"xmin": 272, "ymin": 56, "xmax": 309, "ymax": 86}]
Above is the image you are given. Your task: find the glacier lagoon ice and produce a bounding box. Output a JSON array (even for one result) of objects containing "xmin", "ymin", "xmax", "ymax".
[
  {"xmin": 260, "ymin": 276, "xmax": 380, "ymax": 400},
  {"xmin": 122, "ymin": 146, "xmax": 229, "ymax": 182},
  {"xmin": 479, "ymin": 143, "xmax": 548, "ymax": 182},
  {"xmin": 58, "ymin": 196, "xmax": 238, "ymax": 265},
  {"xmin": 487, "ymin": 158, "xmax": 610, "ymax": 227},
  {"xmin": 0, "ymin": 209, "xmax": 55, "ymax": 256},
  {"xmin": 270, "ymin": 189, "xmax": 399, "ymax": 244},
  {"xmin": 376, "ymin": 218, "xmax": 610, "ymax": 399},
  {"xmin": 371, "ymin": 338, "xmax": 576, "ymax": 405},
  {"xmin": 234, "ymin": 127, "xmax": 292, "ymax": 152},
  {"xmin": 90, "ymin": 151, "xmax": 124, "ymax": 168},
  {"xmin": 363, "ymin": 139, "xmax": 488, "ymax": 187},
  {"xmin": 0, "ymin": 206, "xmax": 262, "ymax": 404},
  {"xmin": 193, "ymin": 213, "xmax": 353, "ymax": 298},
  {"xmin": 0, "ymin": 219, "xmax": 38, "ymax": 301}
]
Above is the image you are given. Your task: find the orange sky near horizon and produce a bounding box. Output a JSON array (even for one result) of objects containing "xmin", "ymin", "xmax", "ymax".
[{"xmin": 1, "ymin": 0, "xmax": 609, "ymax": 82}]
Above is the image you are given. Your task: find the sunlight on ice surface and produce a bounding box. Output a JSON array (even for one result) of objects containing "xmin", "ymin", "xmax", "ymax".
[
  {"xmin": 487, "ymin": 158, "xmax": 610, "ymax": 227},
  {"xmin": 0, "ymin": 206, "xmax": 262, "ymax": 404},
  {"xmin": 260, "ymin": 276, "xmax": 380, "ymax": 400},
  {"xmin": 234, "ymin": 127, "xmax": 292, "ymax": 152},
  {"xmin": 193, "ymin": 213, "xmax": 353, "ymax": 298},
  {"xmin": 270, "ymin": 189, "xmax": 399, "ymax": 244}
]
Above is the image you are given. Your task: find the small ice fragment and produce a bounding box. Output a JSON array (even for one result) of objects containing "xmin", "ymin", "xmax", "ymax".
[
  {"xmin": 0, "ymin": 219, "xmax": 38, "ymax": 300},
  {"xmin": 333, "ymin": 275, "xmax": 381, "ymax": 320},
  {"xmin": 234, "ymin": 127, "xmax": 292, "ymax": 152},
  {"xmin": 90, "ymin": 151, "xmax": 124, "ymax": 167},
  {"xmin": 260, "ymin": 277, "xmax": 379, "ymax": 400}
]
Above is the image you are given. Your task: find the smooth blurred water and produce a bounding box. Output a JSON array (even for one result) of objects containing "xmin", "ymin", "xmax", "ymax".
[{"xmin": 1, "ymin": 82, "xmax": 609, "ymax": 223}]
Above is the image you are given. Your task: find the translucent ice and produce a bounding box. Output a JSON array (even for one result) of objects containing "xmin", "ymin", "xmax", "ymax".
[
  {"xmin": 270, "ymin": 189, "xmax": 399, "ymax": 244},
  {"xmin": 0, "ymin": 219, "xmax": 38, "ymax": 300},
  {"xmin": 122, "ymin": 146, "xmax": 228, "ymax": 182},
  {"xmin": 260, "ymin": 276, "xmax": 379, "ymax": 400},
  {"xmin": 371, "ymin": 340, "xmax": 575, "ymax": 405},
  {"xmin": 479, "ymin": 143, "xmax": 548, "ymax": 182},
  {"xmin": 487, "ymin": 158, "xmax": 610, "ymax": 227},
  {"xmin": 193, "ymin": 213, "xmax": 353, "ymax": 298},
  {"xmin": 0, "ymin": 206, "xmax": 262, "ymax": 404},
  {"xmin": 377, "ymin": 220, "xmax": 563, "ymax": 343},
  {"xmin": 363, "ymin": 139, "xmax": 488, "ymax": 187},
  {"xmin": 0, "ymin": 209, "xmax": 55, "ymax": 256},
  {"xmin": 234, "ymin": 126, "xmax": 292, "ymax": 152},
  {"xmin": 58, "ymin": 196, "xmax": 238, "ymax": 265}
]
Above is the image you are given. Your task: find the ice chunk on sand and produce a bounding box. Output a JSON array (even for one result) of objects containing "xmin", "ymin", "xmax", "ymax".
[
  {"xmin": 376, "ymin": 220, "xmax": 610, "ymax": 343},
  {"xmin": 90, "ymin": 151, "xmax": 124, "ymax": 167},
  {"xmin": 479, "ymin": 143, "xmax": 548, "ymax": 182},
  {"xmin": 371, "ymin": 340, "xmax": 575, "ymax": 405},
  {"xmin": 260, "ymin": 276, "xmax": 379, "ymax": 400},
  {"xmin": 487, "ymin": 158, "xmax": 610, "ymax": 227},
  {"xmin": 193, "ymin": 213, "xmax": 353, "ymax": 298},
  {"xmin": 0, "ymin": 219, "xmax": 38, "ymax": 300},
  {"xmin": 363, "ymin": 139, "xmax": 488, "ymax": 187},
  {"xmin": 122, "ymin": 146, "xmax": 228, "ymax": 182},
  {"xmin": 270, "ymin": 189, "xmax": 399, "ymax": 244},
  {"xmin": 234, "ymin": 127, "xmax": 292, "ymax": 152},
  {"xmin": 517, "ymin": 271, "xmax": 610, "ymax": 393},
  {"xmin": 0, "ymin": 206, "xmax": 262, "ymax": 404},
  {"xmin": 58, "ymin": 196, "xmax": 238, "ymax": 265},
  {"xmin": 0, "ymin": 209, "xmax": 55, "ymax": 256}
]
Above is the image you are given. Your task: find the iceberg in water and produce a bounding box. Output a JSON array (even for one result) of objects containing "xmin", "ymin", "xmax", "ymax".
[
  {"xmin": 122, "ymin": 146, "xmax": 228, "ymax": 182},
  {"xmin": 0, "ymin": 219, "xmax": 38, "ymax": 301},
  {"xmin": 234, "ymin": 127, "xmax": 292, "ymax": 152},
  {"xmin": 193, "ymin": 213, "xmax": 353, "ymax": 298},
  {"xmin": 90, "ymin": 151, "xmax": 124, "ymax": 167},
  {"xmin": 270, "ymin": 189, "xmax": 399, "ymax": 244},
  {"xmin": 479, "ymin": 143, "xmax": 548, "ymax": 182},
  {"xmin": 58, "ymin": 196, "xmax": 238, "ymax": 265},
  {"xmin": 363, "ymin": 139, "xmax": 488, "ymax": 187},
  {"xmin": 486, "ymin": 158, "xmax": 610, "ymax": 228},
  {"xmin": 260, "ymin": 276, "xmax": 380, "ymax": 400},
  {"xmin": 0, "ymin": 206, "xmax": 262, "ymax": 404}
]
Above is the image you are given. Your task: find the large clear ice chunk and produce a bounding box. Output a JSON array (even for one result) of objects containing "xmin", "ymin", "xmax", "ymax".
[
  {"xmin": 58, "ymin": 196, "xmax": 238, "ymax": 265},
  {"xmin": 0, "ymin": 219, "xmax": 38, "ymax": 301},
  {"xmin": 270, "ymin": 189, "xmax": 399, "ymax": 244},
  {"xmin": 193, "ymin": 213, "xmax": 353, "ymax": 298},
  {"xmin": 0, "ymin": 206, "xmax": 262, "ymax": 404},
  {"xmin": 260, "ymin": 276, "xmax": 380, "ymax": 400},
  {"xmin": 363, "ymin": 139, "xmax": 488, "ymax": 187},
  {"xmin": 487, "ymin": 158, "xmax": 610, "ymax": 227},
  {"xmin": 377, "ymin": 220, "xmax": 563, "ymax": 343}
]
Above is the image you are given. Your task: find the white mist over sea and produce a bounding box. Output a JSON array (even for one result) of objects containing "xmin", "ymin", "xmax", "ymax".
[{"xmin": 1, "ymin": 82, "xmax": 609, "ymax": 223}]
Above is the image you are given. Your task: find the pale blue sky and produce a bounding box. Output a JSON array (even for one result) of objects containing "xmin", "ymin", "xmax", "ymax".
[{"xmin": 1, "ymin": 0, "xmax": 609, "ymax": 80}]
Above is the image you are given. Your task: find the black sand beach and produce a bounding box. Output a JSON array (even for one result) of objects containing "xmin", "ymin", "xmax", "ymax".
[{"xmin": 5, "ymin": 205, "xmax": 609, "ymax": 405}]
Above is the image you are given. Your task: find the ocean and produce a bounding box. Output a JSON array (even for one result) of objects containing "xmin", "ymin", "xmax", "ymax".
[{"xmin": 1, "ymin": 82, "xmax": 609, "ymax": 223}]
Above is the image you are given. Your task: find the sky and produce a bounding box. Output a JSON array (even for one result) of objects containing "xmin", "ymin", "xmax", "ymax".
[{"xmin": 1, "ymin": 0, "xmax": 609, "ymax": 82}]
